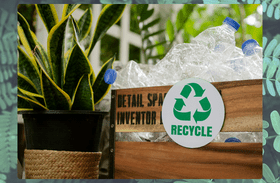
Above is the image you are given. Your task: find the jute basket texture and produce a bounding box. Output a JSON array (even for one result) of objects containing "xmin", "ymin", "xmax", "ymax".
[{"xmin": 24, "ymin": 149, "xmax": 102, "ymax": 179}]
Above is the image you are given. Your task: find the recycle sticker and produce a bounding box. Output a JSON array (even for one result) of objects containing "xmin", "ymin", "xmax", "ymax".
[{"xmin": 162, "ymin": 78, "xmax": 225, "ymax": 148}]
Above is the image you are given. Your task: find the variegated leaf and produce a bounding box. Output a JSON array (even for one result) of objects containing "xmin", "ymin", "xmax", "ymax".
[
  {"xmin": 47, "ymin": 4, "xmax": 81, "ymax": 87},
  {"xmin": 41, "ymin": 69, "xmax": 71, "ymax": 110},
  {"xmin": 35, "ymin": 4, "xmax": 59, "ymax": 33},
  {"xmin": 18, "ymin": 46, "xmax": 41, "ymax": 94},
  {"xmin": 86, "ymin": 4, "xmax": 126, "ymax": 57},
  {"xmin": 72, "ymin": 74, "xmax": 94, "ymax": 110},
  {"xmin": 63, "ymin": 44, "xmax": 92, "ymax": 100}
]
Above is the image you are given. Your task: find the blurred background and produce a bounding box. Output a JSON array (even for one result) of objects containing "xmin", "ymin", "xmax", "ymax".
[{"xmin": 18, "ymin": 4, "xmax": 262, "ymax": 79}]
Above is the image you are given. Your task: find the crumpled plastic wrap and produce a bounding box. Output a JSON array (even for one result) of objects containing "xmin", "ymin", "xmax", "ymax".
[
  {"xmin": 113, "ymin": 43, "xmax": 262, "ymax": 89},
  {"xmin": 116, "ymin": 132, "xmax": 262, "ymax": 143},
  {"xmin": 112, "ymin": 41, "xmax": 262, "ymax": 143}
]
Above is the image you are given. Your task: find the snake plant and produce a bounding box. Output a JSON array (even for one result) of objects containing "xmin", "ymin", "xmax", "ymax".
[{"xmin": 17, "ymin": 4, "xmax": 126, "ymax": 111}]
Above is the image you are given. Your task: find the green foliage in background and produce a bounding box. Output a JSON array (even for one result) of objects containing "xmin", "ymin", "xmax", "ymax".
[
  {"xmin": 159, "ymin": 4, "xmax": 262, "ymax": 58},
  {"xmin": 17, "ymin": 4, "xmax": 126, "ymax": 111},
  {"xmin": 125, "ymin": 4, "xmax": 263, "ymax": 63},
  {"xmin": 131, "ymin": 4, "xmax": 166, "ymax": 64},
  {"xmin": 263, "ymin": 36, "xmax": 280, "ymax": 97},
  {"xmin": 263, "ymin": 109, "xmax": 280, "ymax": 183}
]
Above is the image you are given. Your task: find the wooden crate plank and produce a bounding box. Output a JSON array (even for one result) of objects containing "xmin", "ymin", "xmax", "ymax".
[
  {"xmin": 115, "ymin": 142, "xmax": 262, "ymax": 179},
  {"xmin": 114, "ymin": 79, "xmax": 262, "ymax": 132}
]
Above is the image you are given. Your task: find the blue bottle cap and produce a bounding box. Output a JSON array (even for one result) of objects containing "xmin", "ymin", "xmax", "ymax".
[
  {"xmin": 225, "ymin": 137, "xmax": 241, "ymax": 142},
  {"xmin": 242, "ymin": 39, "xmax": 260, "ymax": 56},
  {"xmin": 223, "ymin": 17, "xmax": 240, "ymax": 31},
  {"xmin": 104, "ymin": 69, "xmax": 117, "ymax": 84}
]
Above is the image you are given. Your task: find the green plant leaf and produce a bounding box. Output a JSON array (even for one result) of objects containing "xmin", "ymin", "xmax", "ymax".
[
  {"xmin": 266, "ymin": 79, "xmax": 276, "ymax": 96},
  {"xmin": 143, "ymin": 30, "xmax": 165, "ymax": 40},
  {"xmin": 263, "ymin": 163, "xmax": 276, "ymax": 182},
  {"xmin": 271, "ymin": 0, "xmax": 280, "ymax": 5},
  {"xmin": 275, "ymin": 7, "xmax": 280, "ymax": 20},
  {"xmin": 166, "ymin": 19, "xmax": 174, "ymax": 42},
  {"xmin": 140, "ymin": 7, "xmax": 154, "ymax": 22},
  {"xmin": 72, "ymin": 74, "xmax": 94, "ymax": 110},
  {"xmin": 147, "ymin": 54, "xmax": 166, "ymax": 60},
  {"xmin": 271, "ymin": 110, "xmax": 280, "ymax": 135},
  {"xmin": 276, "ymin": 80, "xmax": 280, "ymax": 96},
  {"xmin": 154, "ymin": 40, "xmax": 165, "ymax": 56},
  {"xmin": 176, "ymin": 9, "xmax": 184, "ymax": 31},
  {"xmin": 276, "ymin": 68, "xmax": 280, "ymax": 81},
  {"xmin": 17, "ymin": 12, "xmax": 36, "ymax": 59},
  {"xmin": 263, "ymin": 136, "xmax": 266, "ymax": 146},
  {"xmin": 63, "ymin": 44, "xmax": 92, "ymax": 100},
  {"xmin": 77, "ymin": 8, "xmax": 92, "ymax": 41},
  {"xmin": 181, "ymin": 4, "xmax": 196, "ymax": 25},
  {"xmin": 145, "ymin": 41, "xmax": 167, "ymax": 50},
  {"xmin": 41, "ymin": 69, "xmax": 71, "ymax": 110},
  {"xmin": 136, "ymin": 4, "xmax": 148, "ymax": 16},
  {"xmin": 86, "ymin": 4, "xmax": 126, "ymax": 57},
  {"xmin": 267, "ymin": 59, "xmax": 279, "ymax": 79},
  {"xmin": 264, "ymin": 39, "xmax": 278, "ymax": 57},
  {"xmin": 92, "ymin": 56, "xmax": 115, "ymax": 104},
  {"xmin": 48, "ymin": 17, "xmax": 67, "ymax": 86},
  {"xmin": 62, "ymin": 4, "xmax": 80, "ymax": 19},
  {"xmin": 263, "ymin": 120, "xmax": 269, "ymax": 129},
  {"xmin": 0, "ymin": 174, "xmax": 6, "ymax": 181},
  {"xmin": 47, "ymin": 4, "xmax": 81, "ymax": 87},
  {"xmin": 262, "ymin": 1, "xmax": 267, "ymax": 14},
  {"xmin": 273, "ymin": 43, "xmax": 280, "ymax": 58},
  {"xmin": 18, "ymin": 46, "xmax": 41, "ymax": 94},
  {"xmin": 267, "ymin": 4, "xmax": 274, "ymax": 18},
  {"xmin": 18, "ymin": 94, "xmax": 48, "ymax": 110},
  {"xmin": 263, "ymin": 36, "xmax": 268, "ymax": 50},
  {"xmin": 263, "ymin": 57, "xmax": 271, "ymax": 75},
  {"xmin": 262, "ymin": 82, "xmax": 266, "ymax": 95},
  {"xmin": 33, "ymin": 40, "xmax": 55, "ymax": 81},
  {"xmin": 18, "ymin": 73, "xmax": 38, "ymax": 94},
  {"xmin": 274, "ymin": 136, "xmax": 280, "ymax": 152},
  {"xmin": 18, "ymin": 88, "xmax": 45, "ymax": 106},
  {"xmin": 70, "ymin": 15, "xmax": 81, "ymax": 48},
  {"xmin": 35, "ymin": 4, "xmax": 59, "ymax": 33},
  {"xmin": 17, "ymin": 95, "xmax": 32, "ymax": 110},
  {"xmin": 67, "ymin": 16, "xmax": 81, "ymax": 57},
  {"xmin": 263, "ymin": 129, "xmax": 268, "ymax": 139},
  {"xmin": 142, "ymin": 18, "xmax": 161, "ymax": 30}
]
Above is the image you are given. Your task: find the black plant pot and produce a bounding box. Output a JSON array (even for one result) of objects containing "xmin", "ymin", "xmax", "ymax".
[
  {"xmin": 19, "ymin": 110, "xmax": 108, "ymax": 179},
  {"xmin": 20, "ymin": 110, "xmax": 107, "ymax": 152}
]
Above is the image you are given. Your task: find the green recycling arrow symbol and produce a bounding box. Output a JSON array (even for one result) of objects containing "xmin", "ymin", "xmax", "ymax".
[{"xmin": 173, "ymin": 83, "xmax": 211, "ymax": 123}]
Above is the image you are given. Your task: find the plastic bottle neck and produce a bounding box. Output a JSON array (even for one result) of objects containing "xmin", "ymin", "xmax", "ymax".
[{"xmin": 221, "ymin": 23, "xmax": 237, "ymax": 33}]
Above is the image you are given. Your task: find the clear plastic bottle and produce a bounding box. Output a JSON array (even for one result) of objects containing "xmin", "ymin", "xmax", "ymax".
[
  {"xmin": 191, "ymin": 17, "xmax": 240, "ymax": 60},
  {"xmin": 241, "ymin": 39, "xmax": 263, "ymax": 79},
  {"xmin": 242, "ymin": 39, "xmax": 262, "ymax": 59},
  {"xmin": 226, "ymin": 47, "xmax": 245, "ymax": 73}
]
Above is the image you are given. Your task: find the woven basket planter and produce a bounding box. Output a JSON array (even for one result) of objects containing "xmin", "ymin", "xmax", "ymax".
[
  {"xmin": 24, "ymin": 150, "xmax": 102, "ymax": 179},
  {"xmin": 20, "ymin": 110, "xmax": 107, "ymax": 179}
]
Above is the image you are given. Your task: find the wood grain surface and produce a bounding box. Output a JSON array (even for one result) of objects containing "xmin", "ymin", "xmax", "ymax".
[
  {"xmin": 114, "ymin": 142, "xmax": 262, "ymax": 179},
  {"xmin": 114, "ymin": 79, "xmax": 262, "ymax": 132}
]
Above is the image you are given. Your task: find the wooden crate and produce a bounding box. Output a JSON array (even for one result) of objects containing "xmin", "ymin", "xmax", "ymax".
[{"xmin": 110, "ymin": 79, "xmax": 262, "ymax": 179}]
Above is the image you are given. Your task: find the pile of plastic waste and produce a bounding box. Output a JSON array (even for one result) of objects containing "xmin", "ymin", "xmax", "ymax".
[
  {"xmin": 112, "ymin": 17, "xmax": 262, "ymax": 143},
  {"xmin": 113, "ymin": 17, "xmax": 262, "ymax": 89}
]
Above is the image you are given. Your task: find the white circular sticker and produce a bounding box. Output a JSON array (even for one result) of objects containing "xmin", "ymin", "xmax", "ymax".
[{"xmin": 162, "ymin": 78, "xmax": 225, "ymax": 148}]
